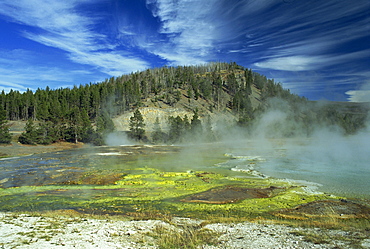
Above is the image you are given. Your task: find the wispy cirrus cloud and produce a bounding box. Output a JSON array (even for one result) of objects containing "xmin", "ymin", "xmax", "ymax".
[
  {"xmin": 145, "ymin": 0, "xmax": 221, "ymax": 64},
  {"xmin": 240, "ymin": 0, "xmax": 370, "ymax": 100},
  {"xmin": 145, "ymin": 0, "xmax": 369, "ymax": 69},
  {"xmin": 0, "ymin": 49, "xmax": 94, "ymax": 92},
  {"xmin": 0, "ymin": 81, "xmax": 28, "ymax": 93},
  {"xmin": 144, "ymin": 0, "xmax": 278, "ymax": 65},
  {"xmin": 251, "ymin": 1, "xmax": 370, "ymax": 70},
  {"xmin": 254, "ymin": 56, "xmax": 319, "ymax": 71},
  {"xmin": 255, "ymin": 50, "xmax": 370, "ymax": 72},
  {"xmin": 0, "ymin": 0, "xmax": 368, "ymax": 101},
  {"xmin": 0, "ymin": 0, "xmax": 149, "ymax": 77}
]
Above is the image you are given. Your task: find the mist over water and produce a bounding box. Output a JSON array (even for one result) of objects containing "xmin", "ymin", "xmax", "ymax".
[
  {"xmin": 105, "ymin": 132, "xmax": 132, "ymax": 146},
  {"xmin": 252, "ymin": 135, "xmax": 369, "ymax": 198},
  {"xmin": 222, "ymin": 100, "xmax": 370, "ymax": 198},
  {"xmin": 98, "ymin": 98, "xmax": 370, "ymax": 199}
]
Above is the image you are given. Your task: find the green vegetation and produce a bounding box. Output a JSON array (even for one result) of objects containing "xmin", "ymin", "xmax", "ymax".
[
  {"xmin": 152, "ymin": 117, "xmax": 166, "ymax": 143},
  {"xmin": 289, "ymin": 229, "xmax": 370, "ymax": 248},
  {"xmin": 0, "ymin": 62, "xmax": 368, "ymax": 146},
  {"xmin": 0, "ymin": 143, "xmax": 368, "ymax": 235},
  {"xmin": 1, "ymin": 62, "xmax": 369, "ymax": 247},
  {"xmin": 0, "ymin": 166, "xmax": 334, "ymax": 221},
  {"xmin": 0, "ymin": 107, "xmax": 11, "ymax": 144},
  {"xmin": 129, "ymin": 109, "xmax": 146, "ymax": 141},
  {"xmin": 151, "ymin": 223, "xmax": 219, "ymax": 249},
  {"xmin": 3, "ymin": 165, "xmax": 368, "ymax": 233}
]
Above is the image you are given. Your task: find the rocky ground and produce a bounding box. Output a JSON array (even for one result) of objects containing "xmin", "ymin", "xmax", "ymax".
[{"xmin": 0, "ymin": 212, "xmax": 369, "ymax": 249}]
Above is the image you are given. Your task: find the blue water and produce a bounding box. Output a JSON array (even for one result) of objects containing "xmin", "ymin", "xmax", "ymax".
[
  {"xmin": 259, "ymin": 156, "xmax": 369, "ymax": 198},
  {"xmin": 226, "ymin": 137, "xmax": 370, "ymax": 199}
]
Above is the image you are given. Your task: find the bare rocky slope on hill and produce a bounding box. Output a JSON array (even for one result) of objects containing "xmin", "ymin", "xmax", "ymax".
[{"xmin": 112, "ymin": 84, "xmax": 262, "ymax": 132}]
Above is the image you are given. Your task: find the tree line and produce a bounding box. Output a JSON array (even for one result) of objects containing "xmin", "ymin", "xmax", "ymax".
[
  {"xmin": 0, "ymin": 62, "xmax": 367, "ymax": 145},
  {"xmin": 0, "ymin": 62, "xmax": 298, "ymax": 121},
  {"xmin": 128, "ymin": 108, "xmax": 215, "ymax": 144}
]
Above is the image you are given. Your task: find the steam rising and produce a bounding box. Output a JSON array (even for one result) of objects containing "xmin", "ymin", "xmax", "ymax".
[
  {"xmin": 104, "ymin": 98, "xmax": 369, "ymax": 197},
  {"xmin": 104, "ymin": 132, "xmax": 132, "ymax": 146},
  {"xmin": 346, "ymin": 81, "xmax": 370, "ymax": 102},
  {"xmin": 238, "ymin": 99, "xmax": 370, "ymax": 197}
]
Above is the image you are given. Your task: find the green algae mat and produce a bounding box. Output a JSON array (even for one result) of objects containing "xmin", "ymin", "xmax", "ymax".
[{"xmin": 1, "ymin": 145, "xmax": 368, "ymax": 223}]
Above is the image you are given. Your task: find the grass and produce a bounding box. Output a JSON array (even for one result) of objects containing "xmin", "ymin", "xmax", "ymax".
[
  {"xmin": 289, "ymin": 229, "xmax": 369, "ymax": 248},
  {"xmin": 1, "ymin": 210, "xmax": 221, "ymax": 248},
  {"xmin": 151, "ymin": 223, "xmax": 220, "ymax": 249},
  {"xmin": 267, "ymin": 206, "xmax": 370, "ymax": 232},
  {"xmin": 2, "ymin": 209, "xmax": 369, "ymax": 248},
  {"xmin": 258, "ymin": 209, "xmax": 370, "ymax": 248},
  {"xmin": 290, "ymin": 230, "xmax": 332, "ymax": 245}
]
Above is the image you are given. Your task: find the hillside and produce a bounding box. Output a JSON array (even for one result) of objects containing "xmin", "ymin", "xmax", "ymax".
[
  {"xmin": 113, "ymin": 76, "xmax": 263, "ymax": 132},
  {"xmin": 1, "ymin": 62, "xmax": 368, "ymax": 145}
]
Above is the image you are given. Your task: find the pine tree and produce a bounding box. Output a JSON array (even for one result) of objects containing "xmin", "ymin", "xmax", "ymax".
[
  {"xmin": 244, "ymin": 69, "xmax": 253, "ymax": 95},
  {"xmin": 129, "ymin": 109, "xmax": 146, "ymax": 141},
  {"xmin": 190, "ymin": 109, "xmax": 202, "ymax": 133},
  {"xmin": 183, "ymin": 115, "xmax": 191, "ymax": 132},
  {"xmin": 151, "ymin": 117, "xmax": 166, "ymax": 144},
  {"xmin": 168, "ymin": 115, "xmax": 184, "ymax": 143},
  {"xmin": 96, "ymin": 111, "xmax": 115, "ymax": 134},
  {"xmin": 18, "ymin": 119, "xmax": 38, "ymax": 145},
  {"xmin": 237, "ymin": 111, "xmax": 252, "ymax": 128},
  {"xmin": 65, "ymin": 107, "xmax": 82, "ymax": 143},
  {"xmin": 36, "ymin": 121, "xmax": 59, "ymax": 145},
  {"xmin": 0, "ymin": 108, "xmax": 11, "ymax": 144}
]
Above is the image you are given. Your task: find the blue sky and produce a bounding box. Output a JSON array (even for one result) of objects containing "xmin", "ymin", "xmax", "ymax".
[{"xmin": 0, "ymin": 0, "xmax": 369, "ymax": 102}]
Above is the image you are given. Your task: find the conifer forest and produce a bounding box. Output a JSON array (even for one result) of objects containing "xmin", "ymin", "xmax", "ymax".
[{"xmin": 0, "ymin": 62, "xmax": 368, "ymax": 145}]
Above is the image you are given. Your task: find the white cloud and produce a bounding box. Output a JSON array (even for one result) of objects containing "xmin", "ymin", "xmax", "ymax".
[
  {"xmin": 248, "ymin": 0, "xmax": 370, "ymax": 74},
  {"xmin": 346, "ymin": 90, "xmax": 370, "ymax": 103},
  {"xmin": 145, "ymin": 0, "xmax": 220, "ymax": 65},
  {"xmin": 0, "ymin": 49, "xmax": 95, "ymax": 92},
  {"xmin": 69, "ymin": 51, "xmax": 149, "ymax": 76},
  {"xmin": 1, "ymin": 0, "xmax": 369, "ymax": 101},
  {"xmin": 145, "ymin": 0, "xmax": 280, "ymax": 65},
  {"xmin": 346, "ymin": 82, "xmax": 370, "ymax": 102},
  {"xmin": 0, "ymin": 81, "xmax": 28, "ymax": 93},
  {"xmin": 255, "ymin": 49, "xmax": 370, "ymax": 72},
  {"xmin": 0, "ymin": 0, "xmax": 149, "ymax": 75},
  {"xmin": 254, "ymin": 56, "xmax": 320, "ymax": 71}
]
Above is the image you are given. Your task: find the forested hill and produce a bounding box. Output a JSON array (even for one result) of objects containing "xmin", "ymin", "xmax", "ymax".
[
  {"xmin": 0, "ymin": 62, "xmax": 368, "ymax": 145},
  {"xmin": 1, "ymin": 62, "xmax": 298, "ymax": 120}
]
